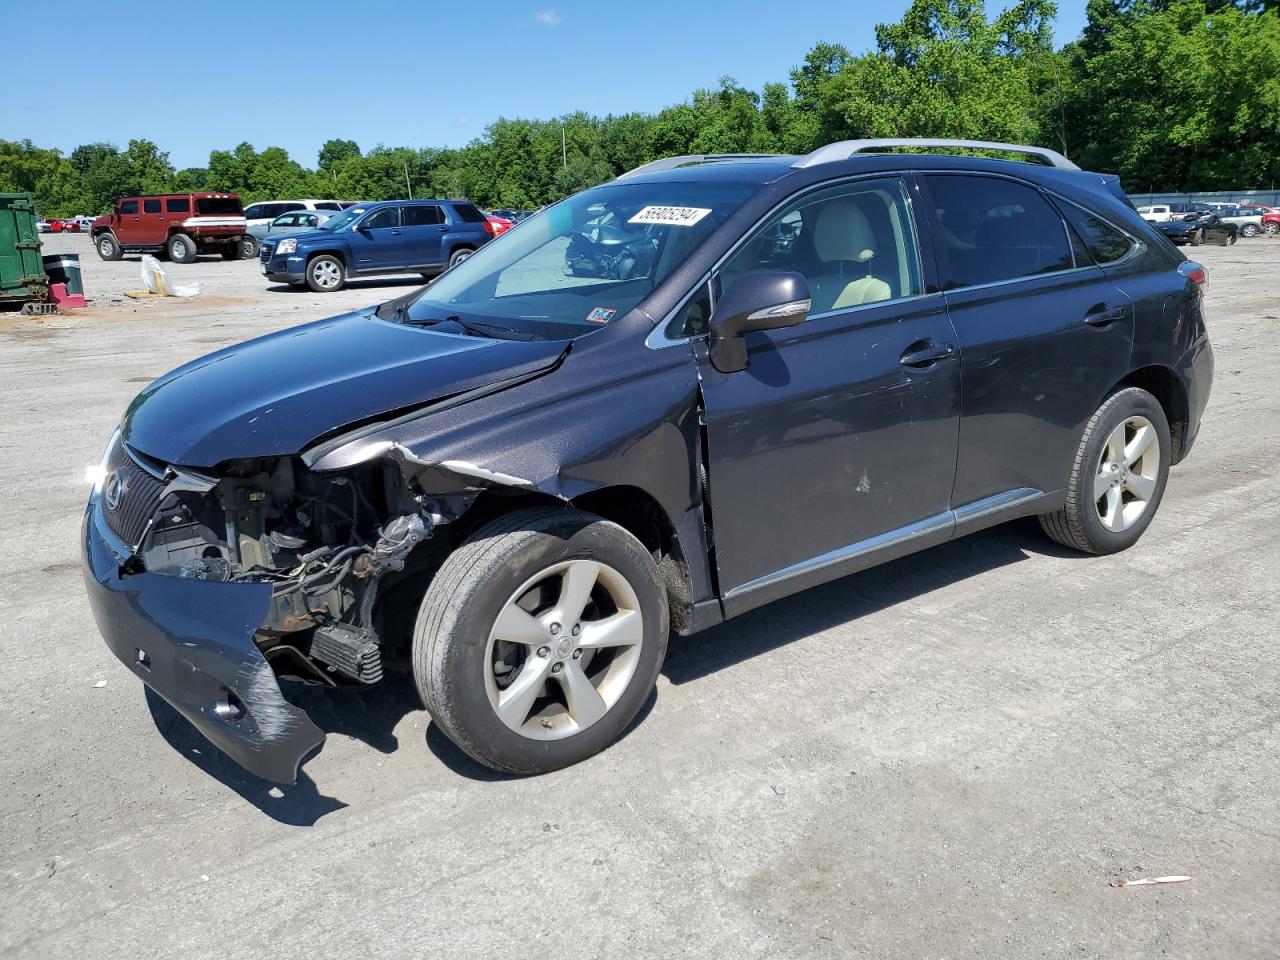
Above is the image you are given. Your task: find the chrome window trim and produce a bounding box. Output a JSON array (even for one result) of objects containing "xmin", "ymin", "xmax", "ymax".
[{"xmin": 646, "ymin": 172, "xmax": 926, "ymax": 349}]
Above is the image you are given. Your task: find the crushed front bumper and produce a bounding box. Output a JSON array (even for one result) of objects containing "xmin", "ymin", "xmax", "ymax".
[{"xmin": 81, "ymin": 501, "xmax": 325, "ymax": 784}]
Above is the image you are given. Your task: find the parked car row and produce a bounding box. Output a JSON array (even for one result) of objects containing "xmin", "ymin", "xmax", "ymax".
[
  {"xmin": 1138, "ymin": 200, "xmax": 1280, "ymax": 241},
  {"xmin": 36, "ymin": 216, "xmax": 95, "ymax": 233},
  {"xmin": 85, "ymin": 191, "xmax": 515, "ymax": 282}
]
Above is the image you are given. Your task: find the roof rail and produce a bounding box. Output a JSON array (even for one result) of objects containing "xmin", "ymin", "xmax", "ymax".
[
  {"xmin": 793, "ymin": 139, "xmax": 1079, "ymax": 171},
  {"xmin": 617, "ymin": 154, "xmax": 782, "ymax": 179}
]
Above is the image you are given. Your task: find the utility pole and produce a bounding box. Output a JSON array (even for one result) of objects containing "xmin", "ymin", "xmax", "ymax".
[
  {"xmin": 404, "ymin": 161, "xmax": 413, "ymax": 199},
  {"xmin": 561, "ymin": 124, "xmax": 567, "ymax": 170}
]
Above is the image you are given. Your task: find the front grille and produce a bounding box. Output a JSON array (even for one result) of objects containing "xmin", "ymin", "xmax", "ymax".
[
  {"xmin": 259, "ymin": 241, "xmax": 273, "ymax": 263},
  {"xmin": 102, "ymin": 442, "xmax": 167, "ymax": 550}
]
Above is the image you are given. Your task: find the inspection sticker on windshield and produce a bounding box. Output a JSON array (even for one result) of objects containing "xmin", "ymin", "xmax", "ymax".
[
  {"xmin": 628, "ymin": 205, "xmax": 712, "ymax": 227},
  {"xmin": 587, "ymin": 306, "xmax": 617, "ymax": 324}
]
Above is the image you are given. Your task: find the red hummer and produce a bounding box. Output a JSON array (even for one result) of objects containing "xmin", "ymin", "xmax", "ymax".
[{"xmin": 91, "ymin": 193, "xmax": 251, "ymax": 263}]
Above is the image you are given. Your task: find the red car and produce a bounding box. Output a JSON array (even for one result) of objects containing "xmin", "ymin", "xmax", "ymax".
[
  {"xmin": 1262, "ymin": 211, "xmax": 1280, "ymax": 236},
  {"xmin": 61, "ymin": 218, "xmax": 81, "ymax": 233},
  {"xmin": 485, "ymin": 214, "xmax": 513, "ymax": 237},
  {"xmin": 48, "ymin": 218, "xmax": 64, "ymax": 233}
]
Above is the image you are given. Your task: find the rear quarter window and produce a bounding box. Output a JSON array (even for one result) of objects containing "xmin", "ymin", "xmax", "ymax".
[
  {"xmin": 143, "ymin": 199, "xmax": 162, "ymax": 213},
  {"xmin": 452, "ymin": 203, "xmax": 487, "ymax": 224},
  {"xmin": 196, "ymin": 197, "xmax": 244, "ymax": 216},
  {"xmin": 1056, "ymin": 202, "xmax": 1136, "ymax": 264}
]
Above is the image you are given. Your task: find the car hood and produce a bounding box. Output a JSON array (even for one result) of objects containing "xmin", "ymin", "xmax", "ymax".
[
  {"xmin": 121, "ymin": 308, "xmax": 567, "ymax": 467},
  {"xmin": 266, "ymin": 226, "xmax": 338, "ymax": 247}
]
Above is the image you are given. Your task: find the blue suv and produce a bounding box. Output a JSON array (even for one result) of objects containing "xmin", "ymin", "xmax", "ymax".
[{"xmin": 259, "ymin": 199, "xmax": 496, "ymax": 292}]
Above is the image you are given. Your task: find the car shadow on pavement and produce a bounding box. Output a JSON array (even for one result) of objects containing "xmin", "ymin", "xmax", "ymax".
[
  {"xmin": 265, "ymin": 278, "xmax": 425, "ymax": 294},
  {"xmin": 663, "ymin": 518, "xmax": 1084, "ymax": 685}
]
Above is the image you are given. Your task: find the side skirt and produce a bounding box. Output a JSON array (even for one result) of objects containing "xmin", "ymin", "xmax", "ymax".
[{"xmin": 717, "ymin": 487, "xmax": 1062, "ymax": 621}]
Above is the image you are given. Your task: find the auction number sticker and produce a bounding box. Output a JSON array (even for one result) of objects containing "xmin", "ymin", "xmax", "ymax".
[{"xmin": 628, "ymin": 205, "xmax": 712, "ymax": 227}]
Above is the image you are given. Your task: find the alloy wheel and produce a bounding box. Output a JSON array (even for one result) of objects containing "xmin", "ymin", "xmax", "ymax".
[
  {"xmin": 485, "ymin": 559, "xmax": 644, "ymax": 741},
  {"xmin": 1094, "ymin": 416, "xmax": 1160, "ymax": 532}
]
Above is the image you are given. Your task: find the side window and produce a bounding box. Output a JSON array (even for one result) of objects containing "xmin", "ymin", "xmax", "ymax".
[
  {"xmin": 402, "ymin": 205, "xmax": 444, "ymax": 226},
  {"xmin": 924, "ymin": 175, "xmax": 1073, "ymax": 289},
  {"xmin": 244, "ymin": 204, "xmax": 262, "ymax": 220},
  {"xmin": 281, "ymin": 202, "xmax": 305, "ymax": 214},
  {"xmin": 275, "ymin": 215, "xmax": 298, "ymax": 227},
  {"xmin": 1057, "ymin": 202, "xmax": 1136, "ymax": 264},
  {"xmin": 669, "ymin": 282, "xmax": 714, "ymax": 339},
  {"xmin": 119, "ymin": 200, "xmax": 138, "ymax": 215},
  {"xmin": 314, "ymin": 202, "xmax": 340, "ymax": 211},
  {"xmin": 166, "ymin": 197, "xmax": 190, "ymax": 214},
  {"xmin": 452, "ymin": 203, "xmax": 487, "ymax": 224},
  {"xmin": 301, "ymin": 214, "xmax": 318, "ymax": 227},
  {"xmin": 143, "ymin": 199, "xmax": 162, "ymax": 214},
  {"xmin": 717, "ymin": 177, "xmax": 923, "ymax": 320},
  {"xmin": 362, "ymin": 207, "xmax": 399, "ymax": 230}
]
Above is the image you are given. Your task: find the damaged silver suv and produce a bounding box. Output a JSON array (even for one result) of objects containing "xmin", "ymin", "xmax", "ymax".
[{"xmin": 83, "ymin": 140, "xmax": 1214, "ymax": 783}]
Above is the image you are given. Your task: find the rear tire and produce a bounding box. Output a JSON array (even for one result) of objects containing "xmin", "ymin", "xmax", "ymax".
[
  {"xmin": 413, "ymin": 507, "xmax": 668, "ymax": 775},
  {"xmin": 1038, "ymin": 387, "xmax": 1171, "ymax": 556},
  {"xmin": 95, "ymin": 234, "xmax": 122, "ymax": 261},
  {"xmin": 305, "ymin": 254, "xmax": 345, "ymax": 292},
  {"xmin": 167, "ymin": 233, "xmax": 197, "ymax": 264},
  {"xmin": 1241, "ymin": 223, "xmax": 1260, "ymax": 238},
  {"xmin": 220, "ymin": 243, "xmax": 244, "ymax": 261},
  {"xmin": 448, "ymin": 247, "xmax": 474, "ymax": 269}
]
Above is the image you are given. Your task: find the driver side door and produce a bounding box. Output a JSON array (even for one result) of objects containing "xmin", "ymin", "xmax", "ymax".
[
  {"xmin": 693, "ymin": 176, "xmax": 962, "ymax": 616},
  {"xmin": 350, "ymin": 206, "xmax": 404, "ymax": 272}
]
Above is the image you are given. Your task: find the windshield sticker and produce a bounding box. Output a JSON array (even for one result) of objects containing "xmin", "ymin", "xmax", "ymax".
[
  {"xmin": 628, "ymin": 206, "xmax": 712, "ymax": 227},
  {"xmin": 587, "ymin": 306, "xmax": 617, "ymax": 324}
]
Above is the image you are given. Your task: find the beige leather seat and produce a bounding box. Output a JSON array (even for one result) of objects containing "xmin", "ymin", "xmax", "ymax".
[{"xmin": 807, "ymin": 200, "xmax": 891, "ymax": 313}]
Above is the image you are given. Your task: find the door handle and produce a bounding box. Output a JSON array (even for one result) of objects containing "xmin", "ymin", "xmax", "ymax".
[
  {"xmin": 900, "ymin": 340, "xmax": 955, "ymax": 368},
  {"xmin": 1084, "ymin": 304, "xmax": 1126, "ymax": 327},
  {"xmin": 391, "ymin": 230, "xmax": 402, "ymax": 235}
]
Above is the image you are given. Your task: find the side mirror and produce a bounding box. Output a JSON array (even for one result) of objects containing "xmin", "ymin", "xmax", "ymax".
[{"xmin": 708, "ymin": 271, "xmax": 811, "ymax": 374}]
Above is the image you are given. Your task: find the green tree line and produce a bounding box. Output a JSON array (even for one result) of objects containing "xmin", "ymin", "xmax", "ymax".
[{"xmin": 4, "ymin": 0, "xmax": 1278, "ymax": 218}]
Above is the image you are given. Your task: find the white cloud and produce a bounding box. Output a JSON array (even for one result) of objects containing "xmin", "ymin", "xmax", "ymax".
[
  {"xmin": 535, "ymin": 9, "xmax": 562, "ymax": 26},
  {"xmin": 455, "ymin": 117, "xmax": 469, "ymax": 126}
]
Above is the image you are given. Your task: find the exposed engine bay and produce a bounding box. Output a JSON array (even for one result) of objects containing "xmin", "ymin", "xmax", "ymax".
[{"xmin": 133, "ymin": 453, "xmax": 454, "ymax": 687}]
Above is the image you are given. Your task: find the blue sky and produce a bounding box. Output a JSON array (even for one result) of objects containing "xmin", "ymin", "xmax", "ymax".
[{"xmin": 6, "ymin": 0, "xmax": 1089, "ymax": 170}]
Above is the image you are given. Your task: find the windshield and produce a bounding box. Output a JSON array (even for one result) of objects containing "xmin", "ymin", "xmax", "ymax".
[
  {"xmin": 403, "ymin": 181, "xmax": 754, "ymax": 338},
  {"xmin": 196, "ymin": 197, "xmax": 243, "ymax": 216},
  {"xmin": 319, "ymin": 207, "xmax": 368, "ymax": 231}
]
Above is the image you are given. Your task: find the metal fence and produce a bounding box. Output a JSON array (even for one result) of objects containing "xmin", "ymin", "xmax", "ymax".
[{"xmin": 1128, "ymin": 189, "xmax": 1280, "ymax": 207}]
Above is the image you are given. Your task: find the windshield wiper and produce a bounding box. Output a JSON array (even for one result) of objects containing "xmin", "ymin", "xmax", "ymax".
[{"xmin": 404, "ymin": 315, "xmax": 542, "ymax": 341}]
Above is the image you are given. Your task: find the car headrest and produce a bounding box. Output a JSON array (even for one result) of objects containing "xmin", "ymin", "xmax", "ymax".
[{"xmin": 813, "ymin": 200, "xmax": 876, "ymax": 265}]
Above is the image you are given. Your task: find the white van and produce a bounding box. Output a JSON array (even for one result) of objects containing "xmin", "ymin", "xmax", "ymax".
[{"xmin": 1137, "ymin": 204, "xmax": 1173, "ymax": 223}]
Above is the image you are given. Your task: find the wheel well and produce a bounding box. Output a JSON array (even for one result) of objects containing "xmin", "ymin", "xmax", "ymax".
[
  {"xmin": 1114, "ymin": 365, "xmax": 1190, "ymax": 462},
  {"xmin": 307, "ymin": 248, "xmax": 345, "ymax": 267},
  {"xmin": 441, "ymin": 484, "xmax": 695, "ymax": 629}
]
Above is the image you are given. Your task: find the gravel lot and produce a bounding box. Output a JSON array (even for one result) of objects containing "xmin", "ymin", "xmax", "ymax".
[{"xmin": 2, "ymin": 233, "xmax": 1278, "ymax": 959}]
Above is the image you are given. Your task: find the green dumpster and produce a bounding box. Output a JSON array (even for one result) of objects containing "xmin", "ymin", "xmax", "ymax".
[{"xmin": 0, "ymin": 193, "xmax": 47, "ymax": 304}]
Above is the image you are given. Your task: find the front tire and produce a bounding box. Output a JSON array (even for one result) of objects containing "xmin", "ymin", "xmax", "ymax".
[
  {"xmin": 220, "ymin": 242, "xmax": 244, "ymax": 261},
  {"xmin": 305, "ymin": 254, "xmax": 345, "ymax": 292},
  {"xmin": 1039, "ymin": 387, "xmax": 1171, "ymax": 555},
  {"xmin": 95, "ymin": 234, "xmax": 122, "ymax": 261},
  {"xmin": 1241, "ymin": 223, "xmax": 1260, "ymax": 238},
  {"xmin": 1190, "ymin": 229, "xmax": 1203, "ymax": 247},
  {"xmin": 167, "ymin": 233, "xmax": 197, "ymax": 264},
  {"xmin": 413, "ymin": 507, "xmax": 668, "ymax": 774},
  {"xmin": 1265, "ymin": 222, "xmax": 1280, "ymax": 237},
  {"xmin": 240, "ymin": 236, "xmax": 258, "ymax": 258}
]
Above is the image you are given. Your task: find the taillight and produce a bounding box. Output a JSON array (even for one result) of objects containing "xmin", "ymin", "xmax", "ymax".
[
  {"xmin": 482, "ymin": 220, "xmax": 496, "ymax": 236},
  {"xmin": 1179, "ymin": 260, "xmax": 1207, "ymax": 287}
]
